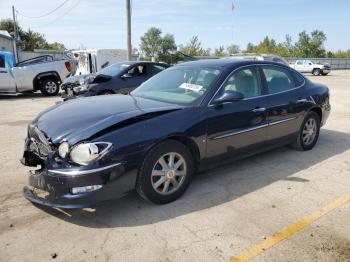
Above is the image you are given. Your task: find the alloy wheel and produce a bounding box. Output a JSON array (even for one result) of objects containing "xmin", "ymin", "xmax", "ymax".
[
  {"xmin": 151, "ymin": 152, "xmax": 187, "ymax": 195},
  {"xmin": 302, "ymin": 118, "xmax": 317, "ymax": 145},
  {"xmin": 45, "ymin": 81, "xmax": 58, "ymax": 94}
]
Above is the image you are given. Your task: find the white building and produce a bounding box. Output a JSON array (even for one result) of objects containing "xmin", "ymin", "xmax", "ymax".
[{"xmin": 0, "ymin": 30, "xmax": 14, "ymax": 53}]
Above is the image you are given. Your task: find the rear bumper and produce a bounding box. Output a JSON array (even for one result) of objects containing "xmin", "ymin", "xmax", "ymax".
[{"xmin": 23, "ymin": 163, "xmax": 138, "ymax": 209}]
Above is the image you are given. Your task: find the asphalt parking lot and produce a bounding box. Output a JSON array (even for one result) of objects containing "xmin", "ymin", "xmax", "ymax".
[{"xmin": 0, "ymin": 71, "xmax": 349, "ymax": 262}]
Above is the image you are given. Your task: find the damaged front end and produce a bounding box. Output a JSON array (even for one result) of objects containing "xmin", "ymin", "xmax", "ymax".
[{"xmin": 21, "ymin": 124, "xmax": 131, "ymax": 209}]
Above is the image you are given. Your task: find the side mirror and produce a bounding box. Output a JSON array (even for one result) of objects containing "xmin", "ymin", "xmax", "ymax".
[
  {"xmin": 212, "ymin": 90, "xmax": 244, "ymax": 106},
  {"xmin": 121, "ymin": 73, "xmax": 132, "ymax": 79}
]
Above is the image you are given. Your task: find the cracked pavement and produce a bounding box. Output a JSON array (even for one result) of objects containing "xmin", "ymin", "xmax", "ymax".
[{"xmin": 0, "ymin": 71, "xmax": 349, "ymax": 262}]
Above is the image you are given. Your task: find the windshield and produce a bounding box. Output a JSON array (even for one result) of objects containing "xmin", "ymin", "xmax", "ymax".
[
  {"xmin": 132, "ymin": 67, "xmax": 222, "ymax": 105},
  {"xmin": 98, "ymin": 63, "xmax": 130, "ymax": 77}
]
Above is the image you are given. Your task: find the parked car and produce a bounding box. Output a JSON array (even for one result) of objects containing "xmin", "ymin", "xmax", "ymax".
[
  {"xmin": 21, "ymin": 59, "xmax": 330, "ymax": 208},
  {"xmin": 290, "ymin": 60, "xmax": 331, "ymax": 76},
  {"xmin": 228, "ymin": 53, "xmax": 289, "ymax": 66},
  {"xmin": 61, "ymin": 61, "xmax": 170, "ymax": 100},
  {"xmin": 0, "ymin": 51, "xmax": 73, "ymax": 96}
]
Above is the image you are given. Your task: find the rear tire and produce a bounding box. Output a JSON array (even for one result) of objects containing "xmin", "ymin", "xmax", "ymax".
[
  {"xmin": 290, "ymin": 112, "xmax": 320, "ymax": 151},
  {"xmin": 136, "ymin": 140, "xmax": 194, "ymax": 204},
  {"xmin": 40, "ymin": 77, "xmax": 59, "ymax": 96},
  {"xmin": 312, "ymin": 68, "xmax": 321, "ymax": 76}
]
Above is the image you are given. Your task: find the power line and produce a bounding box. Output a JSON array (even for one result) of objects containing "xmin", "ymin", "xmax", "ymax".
[
  {"xmin": 16, "ymin": 0, "xmax": 71, "ymax": 19},
  {"xmin": 24, "ymin": 0, "xmax": 81, "ymax": 29}
]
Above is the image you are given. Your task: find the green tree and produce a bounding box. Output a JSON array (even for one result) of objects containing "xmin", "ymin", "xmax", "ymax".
[
  {"xmin": 226, "ymin": 44, "xmax": 240, "ymax": 55},
  {"xmin": 180, "ymin": 36, "xmax": 208, "ymax": 56},
  {"xmin": 295, "ymin": 30, "xmax": 326, "ymax": 57},
  {"xmin": 44, "ymin": 42, "xmax": 66, "ymax": 50},
  {"xmin": 140, "ymin": 28, "xmax": 177, "ymax": 62},
  {"xmin": 158, "ymin": 34, "xmax": 177, "ymax": 62},
  {"xmin": 23, "ymin": 29, "xmax": 47, "ymax": 51},
  {"xmin": 0, "ymin": 18, "xmax": 66, "ymax": 51},
  {"xmin": 0, "ymin": 19, "xmax": 25, "ymax": 40},
  {"xmin": 214, "ymin": 46, "xmax": 226, "ymax": 57},
  {"xmin": 245, "ymin": 42, "xmax": 255, "ymax": 52},
  {"xmin": 140, "ymin": 27, "xmax": 163, "ymax": 59}
]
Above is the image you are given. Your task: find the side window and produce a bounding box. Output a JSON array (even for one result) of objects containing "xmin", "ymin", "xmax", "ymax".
[
  {"xmin": 128, "ymin": 64, "xmax": 147, "ymax": 76},
  {"xmin": 0, "ymin": 56, "xmax": 5, "ymax": 68},
  {"xmin": 263, "ymin": 66, "xmax": 296, "ymax": 94},
  {"xmin": 293, "ymin": 72, "xmax": 305, "ymax": 86},
  {"xmin": 152, "ymin": 65, "xmax": 166, "ymax": 75},
  {"xmin": 296, "ymin": 61, "xmax": 303, "ymax": 65},
  {"xmin": 222, "ymin": 67, "xmax": 261, "ymax": 99}
]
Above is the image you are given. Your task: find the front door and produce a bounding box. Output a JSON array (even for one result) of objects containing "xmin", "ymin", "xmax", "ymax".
[
  {"xmin": 0, "ymin": 55, "xmax": 16, "ymax": 93},
  {"xmin": 206, "ymin": 66, "xmax": 268, "ymax": 159},
  {"xmin": 120, "ymin": 64, "xmax": 149, "ymax": 93}
]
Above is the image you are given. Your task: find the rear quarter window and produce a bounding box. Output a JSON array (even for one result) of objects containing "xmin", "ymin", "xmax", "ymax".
[
  {"xmin": 263, "ymin": 66, "xmax": 297, "ymax": 94},
  {"xmin": 292, "ymin": 71, "xmax": 305, "ymax": 86}
]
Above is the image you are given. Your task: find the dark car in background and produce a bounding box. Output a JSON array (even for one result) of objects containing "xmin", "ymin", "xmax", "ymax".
[
  {"xmin": 22, "ymin": 59, "xmax": 330, "ymax": 208},
  {"xmin": 61, "ymin": 61, "xmax": 170, "ymax": 99}
]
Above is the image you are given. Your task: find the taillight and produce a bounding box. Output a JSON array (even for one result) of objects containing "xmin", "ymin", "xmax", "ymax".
[{"xmin": 65, "ymin": 61, "xmax": 72, "ymax": 72}]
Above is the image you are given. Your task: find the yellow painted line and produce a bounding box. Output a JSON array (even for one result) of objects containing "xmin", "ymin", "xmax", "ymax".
[{"xmin": 230, "ymin": 192, "xmax": 350, "ymax": 262}]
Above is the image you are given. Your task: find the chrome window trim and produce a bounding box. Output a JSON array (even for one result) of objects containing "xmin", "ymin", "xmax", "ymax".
[{"xmin": 208, "ymin": 63, "xmax": 305, "ymax": 106}]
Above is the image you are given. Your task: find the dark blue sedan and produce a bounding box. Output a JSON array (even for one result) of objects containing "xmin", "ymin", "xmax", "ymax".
[{"xmin": 21, "ymin": 59, "xmax": 330, "ymax": 208}]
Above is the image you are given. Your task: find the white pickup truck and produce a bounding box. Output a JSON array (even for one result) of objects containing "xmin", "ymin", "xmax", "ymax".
[
  {"xmin": 0, "ymin": 51, "xmax": 73, "ymax": 96},
  {"xmin": 290, "ymin": 59, "xmax": 331, "ymax": 76}
]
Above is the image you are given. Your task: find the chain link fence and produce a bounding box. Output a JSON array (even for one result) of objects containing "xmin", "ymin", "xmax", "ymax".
[{"xmin": 285, "ymin": 57, "xmax": 350, "ymax": 70}]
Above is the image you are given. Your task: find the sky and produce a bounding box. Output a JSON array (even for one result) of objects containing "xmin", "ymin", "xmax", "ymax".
[{"xmin": 0, "ymin": 0, "xmax": 349, "ymax": 51}]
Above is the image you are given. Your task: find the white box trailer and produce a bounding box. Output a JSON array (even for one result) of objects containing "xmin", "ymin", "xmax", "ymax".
[{"xmin": 72, "ymin": 49, "xmax": 129, "ymax": 75}]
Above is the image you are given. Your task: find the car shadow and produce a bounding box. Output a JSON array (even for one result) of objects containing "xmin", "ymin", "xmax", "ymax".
[
  {"xmin": 37, "ymin": 128, "xmax": 350, "ymax": 228},
  {"xmin": 0, "ymin": 92, "xmax": 62, "ymax": 100}
]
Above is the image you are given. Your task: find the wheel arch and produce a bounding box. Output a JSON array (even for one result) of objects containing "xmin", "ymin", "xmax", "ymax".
[
  {"xmin": 309, "ymin": 106, "xmax": 322, "ymax": 122},
  {"xmin": 146, "ymin": 135, "xmax": 201, "ymax": 170},
  {"xmin": 33, "ymin": 71, "xmax": 62, "ymax": 90}
]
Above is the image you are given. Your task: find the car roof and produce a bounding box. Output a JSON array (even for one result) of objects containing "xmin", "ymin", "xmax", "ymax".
[
  {"xmin": 175, "ymin": 59, "xmax": 290, "ymax": 70},
  {"xmin": 121, "ymin": 61, "xmax": 169, "ymax": 66}
]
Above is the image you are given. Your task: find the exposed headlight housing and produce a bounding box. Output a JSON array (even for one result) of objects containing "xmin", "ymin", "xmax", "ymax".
[
  {"xmin": 58, "ymin": 141, "xmax": 70, "ymax": 158},
  {"xmin": 73, "ymin": 84, "xmax": 89, "ymax": 93},
  {"xmin": 69, "ymin": 142, "xmax": 112, "ymax": 165}
]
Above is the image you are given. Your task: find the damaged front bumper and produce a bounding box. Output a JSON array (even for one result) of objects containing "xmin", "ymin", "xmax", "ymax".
[
  {"xmin": 21, "ymin": 132, "xmax": 137, "ymax": 209},
  {"xmin": 22, "ymin": 162, "xmax": 137, "ymax": 209}
]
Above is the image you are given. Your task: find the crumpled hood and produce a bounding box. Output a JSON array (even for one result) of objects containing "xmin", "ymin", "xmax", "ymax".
[
  {"xmin": 62, "ymin": 74, "xmax": 95, "ymax": 86},
  {"xmin": 33, "ymin": 95, "xmax": 182, "ymax": 145}
]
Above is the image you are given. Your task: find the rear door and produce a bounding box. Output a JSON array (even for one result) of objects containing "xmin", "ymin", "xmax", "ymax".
[
  {"xmin": 261, "ymin": 65, "xmax": 307, "ymax": 144},
  {"xmin": 206, "ymin": 66, "xmax": 269, "ymax": 159}
]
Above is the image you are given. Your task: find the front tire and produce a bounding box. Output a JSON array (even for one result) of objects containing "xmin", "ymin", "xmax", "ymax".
[
  {"xmin": 136, "ymin": 140, "xmax": 194, "ymax": 204},
  {"xmin": 40, "ymin": 77, "xmax": 59, "ymax": 96},
  {"xmin": 291, "ymin": 112, "xmax": 320, "ymax": 151},
  {"xmin": 312, "ymin": 68, "xmax": 321, "ymax": 76}
]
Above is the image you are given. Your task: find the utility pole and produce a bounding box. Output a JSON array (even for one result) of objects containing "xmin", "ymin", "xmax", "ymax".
[
  {"xmin": 12, "ymin": 6, "xmax": 18, "ymax": 63},
  {"xmin": 126, "ymin": 0, "xmax": 132, "ymax": 61}
]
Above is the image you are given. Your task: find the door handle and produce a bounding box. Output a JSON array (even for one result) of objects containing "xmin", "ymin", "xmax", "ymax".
[
  {"xmin": 296, "ymin": 99, "xmax": 307, "ymax": 103},
  {"xmin": 252, "ymin": 107, "xmax": 266, "ymax": 113}
]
